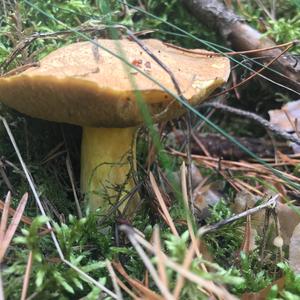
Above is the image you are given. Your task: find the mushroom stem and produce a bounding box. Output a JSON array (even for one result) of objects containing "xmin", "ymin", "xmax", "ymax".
[{"xmin": 81, "ymin": 126, "xmax": 138, "ymax": 212}]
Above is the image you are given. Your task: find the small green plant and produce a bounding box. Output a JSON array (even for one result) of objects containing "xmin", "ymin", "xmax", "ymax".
[
  {"xmin": 163, "ymin": 230, "xmax": 244, "ymax": 299},
  {"xmin": 265, "ymin": 13, "xmax": 300, "ymax": 54},
  {"xmin": 237, "ymin": 1, "xmax": 300, "ymax": 54},
  {"xmin": 274, "ymin": 262, "xmax": 300, "ymax": 299},
  {"xmin": 238, "ymin": 251, "xmax": 272, "ymax": 293},
  {"xmin": 4, "ymin": 213, "xmax": 117, "ymax": 299},
  {"xmin": 204, "ymin": 200, "xmax": 244, "ymax": 267}
]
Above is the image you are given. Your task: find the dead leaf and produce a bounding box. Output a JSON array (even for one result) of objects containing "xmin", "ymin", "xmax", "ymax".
[
  {"xmin": 289, "ymin": 222, "xmax": 300, "ymax": 273},
  {"xmin": 277, "ymin": 203, "xmax": 300, "ymax": 245},
  {"xmin": 241, "ymin": 215, "xmax": 257, "ymax": 252},
  {"xmin": 0, "ymin": 198, "xmax": 32, "ymax": 226},
  {"xmin": 232, "ymin": 191, "xmax": 264, "ymax": 228},
  {"xmin": 242, "ymin": 277, "xmax": 285, "ymax": 300},
  {"xmin": 0, "ymin": 192, "xmax": 28, "ymax": 262},
  {"xmin": 269, "ymin": 100, "xmax": 300, "ymax": 132},
  {"xmin": 112, "ymin": 260, "xmax": 164, "ymax": 300}
]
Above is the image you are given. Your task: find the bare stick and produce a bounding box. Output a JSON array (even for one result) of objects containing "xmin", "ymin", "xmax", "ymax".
[
  {"xmin": 164, "ymin": 40, "xmax": 295, "ymax": 57},
  {"xmin": 200, "ymin": 102, "xmax": 300, "ymax": 145},
  {"xmin": 198, "ymin": 194, "xmax": 279, "ymax": 235},
  {"xmin": 184, "ymin": 0, "xmax": 300, "ymax": 94},
  {"xmin": 207, "ymin": 41, "xmax": 296, "ymax": 99}
]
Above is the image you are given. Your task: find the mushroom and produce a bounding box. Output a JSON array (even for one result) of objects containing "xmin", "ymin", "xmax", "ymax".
[{"xmin": 0, "ymin": 38, "xmax": 230, "ymax": 213}]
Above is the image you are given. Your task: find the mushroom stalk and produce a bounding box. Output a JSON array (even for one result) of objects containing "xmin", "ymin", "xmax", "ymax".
[{"xmin": 81, "ymin": 126, "xmax": 138, "ymax": 212}]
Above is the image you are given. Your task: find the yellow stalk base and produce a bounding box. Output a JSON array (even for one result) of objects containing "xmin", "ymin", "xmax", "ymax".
[{"xmin": 81, "ymin": 126, "xmax": 138, "ymax": 213}]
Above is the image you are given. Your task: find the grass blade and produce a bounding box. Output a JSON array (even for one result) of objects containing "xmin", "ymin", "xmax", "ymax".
[{"xmin": 0, "ymin": 192, "xmax": 28, "ymax": 261}]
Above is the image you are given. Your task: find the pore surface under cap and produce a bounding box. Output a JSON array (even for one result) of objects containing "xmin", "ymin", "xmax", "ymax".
[{"xmin": 0, "ymin": 39, "xmax": 230, "ymax": 127}]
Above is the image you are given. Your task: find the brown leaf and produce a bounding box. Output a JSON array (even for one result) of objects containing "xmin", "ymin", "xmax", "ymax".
[
  {"xmin": 289, "ymin": 222, "xmax": 300, "ymax": 273},
  {"xmin": 0, "ymin": 192, "xmax": 11, "ymax": 244},
  {"xmin": 277, "ymin": 203, "xmax": 300, "ymax": 245},
  {"xmin": 112, "ymin": 260, "xmax": 164, "ymax": 300},
  {"xmin": 241, "ymin": 215, "xmax": 257, "ymax": 253},
  {"xmin": 0, "ymin": 198, "xmax": 32, "ymax": 226},
  {"xmin": 269, "ymin": 100, "xmax": 300, "ymax": 132},
  {"xmin": 242, "ymin": 277, "xmax": 285, "ymax": 300},
  {"xmin": 232, "ymin": 192, "xmax": 264, "ymax": 228},
  {"xmin": 0, "ymin": 192, "xmax": 28, "ymax": 262}
]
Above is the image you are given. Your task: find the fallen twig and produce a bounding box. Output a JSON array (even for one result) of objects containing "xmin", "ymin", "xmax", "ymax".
[
  {"xmin": 200, "ymin": 102, "xmax": 300, "ymax": 145},
  {"xmin": 208, "ymin": 41, "xmax": 296, "ymax": 99},
  {"xmin": 184, "ymin": 0, "xmax": 300, "ymax": 94},
  {"xmin": 198, "ymin": 194, "xmax": 279, "ymax": 235}
]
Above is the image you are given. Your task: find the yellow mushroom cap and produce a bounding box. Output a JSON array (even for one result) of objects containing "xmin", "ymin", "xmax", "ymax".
[{"xmin": 0, "ymin": 38, "xmax": 230, "ymax": 127}]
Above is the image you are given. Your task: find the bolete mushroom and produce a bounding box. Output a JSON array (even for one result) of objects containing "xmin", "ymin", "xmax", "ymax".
[{"xmin": 0, "ymin": 38, "xmax": 230, "ymax": 213}]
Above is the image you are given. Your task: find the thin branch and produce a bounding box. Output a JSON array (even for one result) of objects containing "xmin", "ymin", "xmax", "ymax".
[
  {"xmin": 198, "ymin": 194, "xmax": 279, "ymax": 235},
  {"xmin": 200, "ymin": 102, "xmax": 300, "ymax": 145},
  {"xmin": 164, "ymin": 40, "xmax": 295, "ymax": 57},
  {"xmin": 208, "ymin": 41, "xmax": 296, "ymax": 99}
]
